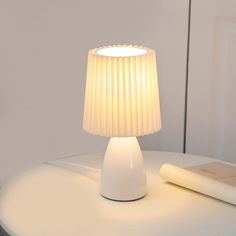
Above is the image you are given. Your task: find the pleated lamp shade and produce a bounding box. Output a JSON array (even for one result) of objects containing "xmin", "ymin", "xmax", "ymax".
[{"xmin": 83, "ymin": 45, "xmax": 161, "ymax": 137}]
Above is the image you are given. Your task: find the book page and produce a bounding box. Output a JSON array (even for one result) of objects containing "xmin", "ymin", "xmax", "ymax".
[{"xmin": 185, "ymin": 162, "xmax": 236, "ymax": 187}]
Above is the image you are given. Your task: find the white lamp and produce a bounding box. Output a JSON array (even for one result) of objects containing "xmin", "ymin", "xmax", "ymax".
[{"xmin": 83, "ymin": 45, "xmax": 161, "ymax": 201}]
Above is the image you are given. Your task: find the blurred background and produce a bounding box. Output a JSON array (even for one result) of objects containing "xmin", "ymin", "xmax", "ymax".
[{"xmin": 1, "ymin": 0, "xmax": 236, "ymax": 186}]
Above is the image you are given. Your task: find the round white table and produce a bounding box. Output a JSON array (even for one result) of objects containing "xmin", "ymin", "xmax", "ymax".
[{"xmin": 1, "ymin": 151, "xmax": 236, "ymax": 236}]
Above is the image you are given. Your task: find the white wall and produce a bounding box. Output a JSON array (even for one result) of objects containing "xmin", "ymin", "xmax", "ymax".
[
  {"xmin": 186, "ymin": 0, "xmax": 236, "ymax": 164},
  {"xmin": 0, "ymin": 0, "xmax": 189, "ymax": 183}
]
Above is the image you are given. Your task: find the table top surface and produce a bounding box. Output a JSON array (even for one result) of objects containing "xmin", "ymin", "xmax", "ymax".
[{"xmin": 0, "ymin": 151, "xmax": 236, "ymax": 236}]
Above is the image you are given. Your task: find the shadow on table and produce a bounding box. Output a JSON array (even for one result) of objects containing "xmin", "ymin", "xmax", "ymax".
[{"xmin": 0, "ymin": 226, "xmax": 9, "ymax": 236}]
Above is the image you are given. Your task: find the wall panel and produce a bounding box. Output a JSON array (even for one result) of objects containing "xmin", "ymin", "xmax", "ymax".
[{"xmin": 187, "ymin": 0, "xmax": 236, "ymax": 163}]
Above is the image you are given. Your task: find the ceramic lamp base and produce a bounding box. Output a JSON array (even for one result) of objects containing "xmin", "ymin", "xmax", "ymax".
[{"xmin": 100, "ymin": 137, "xmax": 147, "ymax": 201}]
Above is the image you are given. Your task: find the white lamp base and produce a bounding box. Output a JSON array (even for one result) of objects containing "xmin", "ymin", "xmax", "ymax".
[{"xmin": 100, "ymin": 137, "xmax": 147, "ymax": 201}]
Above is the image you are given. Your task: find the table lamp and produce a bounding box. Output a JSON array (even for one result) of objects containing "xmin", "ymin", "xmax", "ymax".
[{"xmin": 83, "ymin": 45, "xmax": 161, "ymax": 201}]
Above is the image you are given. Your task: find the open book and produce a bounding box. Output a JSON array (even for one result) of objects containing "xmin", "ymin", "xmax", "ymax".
[{"xmin": 160, "ymin": 162, "xmax": 236, "ymax": 205}]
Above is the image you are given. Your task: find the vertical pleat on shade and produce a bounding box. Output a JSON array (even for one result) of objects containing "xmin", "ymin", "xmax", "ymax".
[{"xmin": 83, "ymin": 45, "xmax": 161, "ymax": 137}]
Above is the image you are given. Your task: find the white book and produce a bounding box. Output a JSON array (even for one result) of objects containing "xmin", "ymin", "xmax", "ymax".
[{"xmin": 160, "ymin": 161, "xmax": 236, "ymax": 205}]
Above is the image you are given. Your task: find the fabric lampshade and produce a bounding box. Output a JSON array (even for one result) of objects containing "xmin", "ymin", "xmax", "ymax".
[{"xmin": 83, "ymin": 45, "xmax": 161, "ymax": 137}]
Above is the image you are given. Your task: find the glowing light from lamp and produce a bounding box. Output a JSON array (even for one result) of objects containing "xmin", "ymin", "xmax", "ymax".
[{"xmin": 96, "ymin": 46, "xmax": 147, "ymax": 57}]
